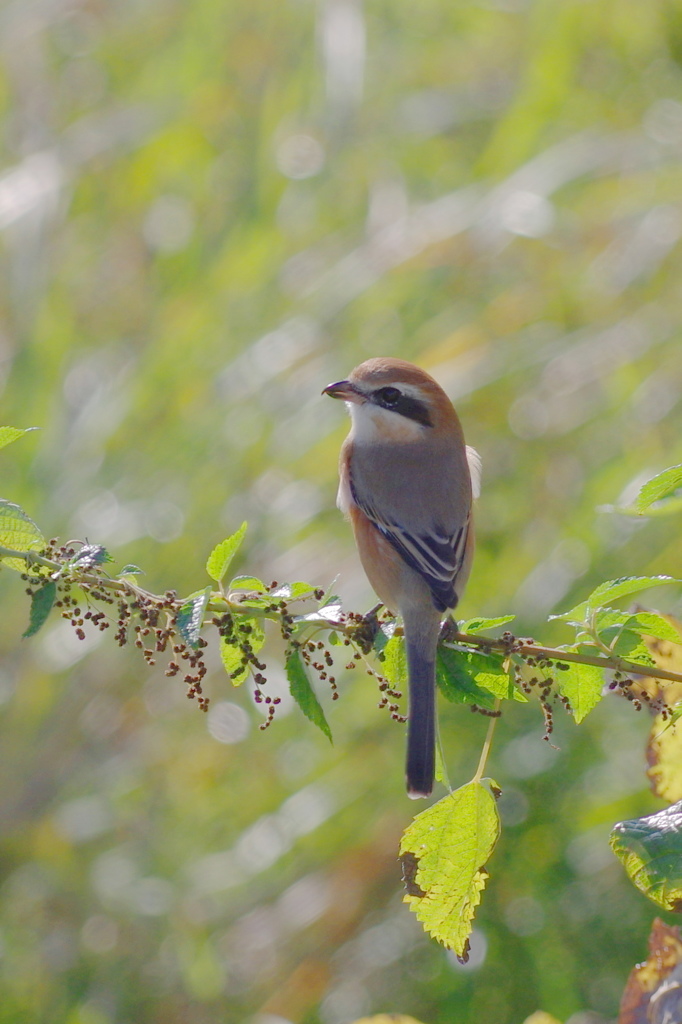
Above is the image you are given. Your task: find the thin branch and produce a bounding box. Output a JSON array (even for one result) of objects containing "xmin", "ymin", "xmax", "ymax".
[
  {"xmin": 446, "ymin": 632, "xmax": 682, "ymax": 686},
  {"xmin": 6, "ymin": 543, "xmax": 682, "ymax": 686}
]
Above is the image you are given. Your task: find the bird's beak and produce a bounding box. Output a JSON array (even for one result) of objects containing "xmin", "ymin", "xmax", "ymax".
[{"xmin": 322, "ymin": 379, "xmax": 365, "ymax": 403}]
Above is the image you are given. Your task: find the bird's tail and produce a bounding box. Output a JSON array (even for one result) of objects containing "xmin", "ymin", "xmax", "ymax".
[{"xmin": 404, "ymin": 612, "xmax": 440, "ymax": 799}]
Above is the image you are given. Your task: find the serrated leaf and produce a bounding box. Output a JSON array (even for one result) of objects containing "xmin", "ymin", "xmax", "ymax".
[
  {"xmin": 118, "ymin": 564, "xmax": 144, "ymax": 577},
  {"xmin": 235, "ymin": 594, "xmax": 272, "ymax": 608},
  {"xmin": 592, "ymin": 607, "xmax": 682, "ymax": 646},
  {"xmin": 611, "ymin": 802, "xmax": 682, "ymax": 911},
  {"xmin": 628, "ymin": 612, "xmax": 682, "ymax": 645},
  {"xmin": 220, "ymin": 618, "xmax": 265, "ymax": 683},
  {"xmin": 22, "ymin": 581, "xmax": 56, "ymax": 638},
  {"xmin": 220, "ymin": 637, "xmax": 247, "ymax": 681},
  {"xmin": 586, "ymin": 576, "xmax": 681, "ymax": 611},
  {"xmin": 206, "ymin": 523, "xmax": 247, "ymax": 584},
  {"xmin": 243, "ymin": 618, "xmax": 265, "ymax": 655},
  {"xmin": 593, "ymin": 607, "xmax": 631, "ymax": 633},
  {"xmin": 318, "ymin": 575, "xmax": 340, "ymax": 607},
  {"xmin": 176, "ymin": 587, "xmax": 212, "ymax": 648},
  {"xmin": 0, "ymin": 426, "xmax": 37, "ymax": 451},
  {"xmin": 399, "ymin": 780, "xmax": 501, "ymax": 958},
  {"xmin": 437, "ymin": 646, "xmax": 522, "ymax": 708},
  {"xmin": 553, "ymin": 577, "xmax": 682, "ymax": 627},
  {"xmin": 610, "ymin": 629, "xmax": 657, "ymax": 667},
  {"xmin": 634, "ymin": 464, "xmax": 682, "ymax": 514},
  {"xmin": 459, "ymin": 615, "xmax": 516, "ymax": 634},
  {"xmin": 70, "ymin": 544, "xmax": 112, "ymax": 568},
  {"xmin": 286, "ymin": 648, "xmax": 332, "ymax": 741},
  {"xmin": 553, "ymin": 655, "xmax": 604, "ymax": 722},
  {"xmin": 271, "ymin": 581, "xmax": 316, "ymax": 600},
  {"xmin": 229, "ymin": 575, "xmax": 266, "ymax": 593},
  {"xmin": 0, "ymin": 500, "xmax": 45, "ymax": 572},
  {"xmin": 382, "ymin": 635, "xmax": 408, "ymax": 689},
  {"xmin": 549, "ymin": 604, "xmax": 589, "ymax": 626},
  {"xmin": 297, "ymin": 603, "xmax": 343, "ymax": 625}
]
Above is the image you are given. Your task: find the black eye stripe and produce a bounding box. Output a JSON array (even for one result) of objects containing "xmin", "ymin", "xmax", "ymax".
[{"xmin": 371, "ymin": 387, "xmax": 433, "ymax": 427}]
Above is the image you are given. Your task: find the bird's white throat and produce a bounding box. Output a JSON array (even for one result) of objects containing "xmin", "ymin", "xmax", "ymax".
[{"xmin": 346, "ymin": 401, "xmax": 427, "ymax": 443}]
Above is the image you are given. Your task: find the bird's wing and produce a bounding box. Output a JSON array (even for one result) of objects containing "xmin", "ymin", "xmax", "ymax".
[
  {"xmin": 466, "ymin": 446, "xmax": 482, "ymax": 500},
  {"xmin": 350, "ymin": 478, "xmax": 471, "ymax": 612}
]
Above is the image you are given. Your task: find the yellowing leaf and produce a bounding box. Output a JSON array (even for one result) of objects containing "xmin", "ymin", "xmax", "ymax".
[
  {"xmin": 619, "ymin": 919, "xmax": 682, "ymax": 1024},
  {"xmin": 647, "ymin": 716, "xmax": 682, "ymax": 803},
  {"xmin": 399, "ymin": 780, "xmax": 500, "ymax": 960},
  {"xmin": 611, "ymin": 802, "xmax": 682, "ymax": 911},
  {"xmin": 521, "ymin": 1014, "xmax": 563, "ymax": 1024}
]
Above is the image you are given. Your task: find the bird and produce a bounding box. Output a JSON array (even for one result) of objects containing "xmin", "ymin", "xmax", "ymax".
[{"xmin": 323, "ymin": 358, "xmax": 479, "ymax": 798}]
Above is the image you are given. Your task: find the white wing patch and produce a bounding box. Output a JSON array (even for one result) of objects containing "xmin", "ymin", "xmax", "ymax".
[{"xmin": 466, "ymin": 445, "xmax": 482, "ymax": 500}]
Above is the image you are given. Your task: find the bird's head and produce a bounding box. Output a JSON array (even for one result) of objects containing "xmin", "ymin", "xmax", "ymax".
[{"xmin": 323, "ymin": 358, "xmax": 459, "ymax": 443}]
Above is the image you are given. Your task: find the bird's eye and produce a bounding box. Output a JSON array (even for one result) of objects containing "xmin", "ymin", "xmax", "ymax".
[{"xmin": 377, "ymin": 386, "xmax": 401, "ymax": 407}]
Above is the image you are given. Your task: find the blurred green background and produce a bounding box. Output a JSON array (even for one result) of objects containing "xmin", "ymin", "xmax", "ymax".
[{"xmin": 2, "ymin": 0, "xmax": 682, "ymax": 1021}]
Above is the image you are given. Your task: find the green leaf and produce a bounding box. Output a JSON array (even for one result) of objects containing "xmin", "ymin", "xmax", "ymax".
[
  {"xmin": 553, "ymin": 655, "xmax": 604, "ymax": 722},
  {"xmin": 436, "ymin": 647, "xmax": 496, "ymax": 708},
  {"xmin": 22, "ymin": 581, "xmax": 57, "ymax": 638},
  {"xmin": 206, "ymin": 523, "xmax": 247, "ymax": 584},
  {"xmin": 399, "ymin": 780, "xmax": 501, "ymax": 959},
  {"xmin": 70, "ymin": 544, "xmax": 112, "ymax": 568},
  {"xmin": 382, "ymin": 635, "xmax": 408, "ymax": 689},
  {"xmin": 271, "ymin": 581, "xmax": 316, "ymax": 600},
  {"xmin": 373, "ymin": 621, "xmax": 396, "ymax": 655},
  {"xmin": 176, "ymin": 587, "xmax": 212, "ymax": 648},
  {"xmin": 220, "ymin": 637, "xmax": 247, "ymax": 681},
  {"xmin": 118, "ymin": 564, "xmax": 144, "ymax": 577},
  {"xmin": 0, "ymin": 500, "xmax": 45, "ymax": 572},
  {"xmin": 648, "ymin": 713, "xmax": 682, "ymax": 803},
  {"xmin": 244, "ymin": 618, "xmax": 265, "ymax": 655},
  {"xmin": 591, "ymin": 606, "xmax": 682, "ymax": 645},
  {"xmin": 286, "ymin": 648, "xmax": 332, "ymax": 741},
  {"xmin": 553, "ymin": 576, "xmax": 682, "ymax": 626},
  {"xmin": 626, "ymin": 612, "xmax": 682, "ymax": 645},
  {"xmin": 609, "ymin": 629, "xmax": 656, "ymax": 667},
  {"xmin": 437, "ymin": 646, "xmax": 522, "ymax": 708},
  {"xmin": 229, "ymin": 575, "xmax": 266, "ymax": 593},
  {"xmin": 549, "ymin": 604, "xmax": 589, "ymax": 626},
  {"xmin": 234, "ymin": 594, "xmax": 272, "ymax": 608},
  {"xmin": 0, "ymin": 426, "xmax": 37, "ymax": 451},
  {"xmin": 586, "ymin": 576, "xmax": 681, "ymax": 610},
  {"xmin": 297, "ymin": 603, "xmax": 343, "ymax": 625},
  {"xmin": 459, "ymin": 615, "xmax": 516, "ymax": 634},
  {"xmin": 610, "ymin": 802, "xmax": 682, "ymax": 911},
  {"xmin": 634, "ymin": 464, "xmax": 682, "ymax": 514},
  {"xmin": 219, "ymin": 618, "xmax": 265, "ymax": 683}
]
